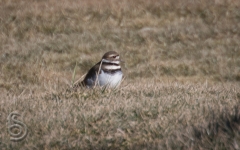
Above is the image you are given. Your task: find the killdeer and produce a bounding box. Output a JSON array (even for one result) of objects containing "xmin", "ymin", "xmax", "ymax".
[{"xmin": 75, "ymin": 51, "xmax": 123, "ymax": 88}]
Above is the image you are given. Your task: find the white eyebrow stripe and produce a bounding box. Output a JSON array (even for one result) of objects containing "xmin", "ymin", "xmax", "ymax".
[
  {"xmin": 109, "ymin": 54, "xmax": 119, "ymax": 58},
  {"xmin": 102, "ymin": 59, "xmax": 120, "ymax": 64}
]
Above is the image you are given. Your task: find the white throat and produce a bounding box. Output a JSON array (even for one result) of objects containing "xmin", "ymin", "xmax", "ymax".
[{"xmin": 102, "ymin": 59, "xmax": 120, "ymax": 64}]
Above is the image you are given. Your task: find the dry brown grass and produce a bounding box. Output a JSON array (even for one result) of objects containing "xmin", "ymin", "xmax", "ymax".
[{"xmin": 0, "ymin": 0, "xmax": 240, "ymax": 149}]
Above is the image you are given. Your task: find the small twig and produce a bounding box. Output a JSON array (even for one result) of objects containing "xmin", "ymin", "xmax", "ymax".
[
  {"xmin": 71, "ymin": 61, "xmax": 78, "ymax": 87},
  {"xmin": 94, "ymin": 60, "xmax": 103, "ymax": 88},
  {"xmin": 73, "ymin": 73, "xmax": 86, "ymax": 86}
]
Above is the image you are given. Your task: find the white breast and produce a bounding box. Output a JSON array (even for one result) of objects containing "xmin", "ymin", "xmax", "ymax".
[{"xmin": 98, "ymin": 71, "xmax": 123, "ymax": 88}]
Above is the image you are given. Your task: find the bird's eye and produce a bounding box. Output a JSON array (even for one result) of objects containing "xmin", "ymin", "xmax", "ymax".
[{"xmin": 112, "ymin": 56, "xmax": 116, "ymax": 58}]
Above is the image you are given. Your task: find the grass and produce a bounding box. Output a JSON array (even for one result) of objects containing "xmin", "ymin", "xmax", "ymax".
[{"xmin": 0, "ymin": 0, "xmax": 240, "ymax": 149}]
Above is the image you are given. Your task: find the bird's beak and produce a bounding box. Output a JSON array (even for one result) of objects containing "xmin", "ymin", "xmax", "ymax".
[{"xmin": 120, "ymin": 59, "xmax": 125, "ymax": 63}]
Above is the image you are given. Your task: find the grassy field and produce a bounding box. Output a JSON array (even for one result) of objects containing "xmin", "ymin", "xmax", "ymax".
[{"xmin": 0, "ymin": 0, "xmax": 240, "ymax": 149}]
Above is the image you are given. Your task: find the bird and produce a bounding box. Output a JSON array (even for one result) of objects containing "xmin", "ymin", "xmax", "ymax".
[{"xmin": 74, "ymin": 51, "xmax": 123, "ymax": 88}]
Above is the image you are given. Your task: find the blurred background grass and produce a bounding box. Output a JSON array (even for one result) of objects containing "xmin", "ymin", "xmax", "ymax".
[{"xmin": 1, "ymin": 0, "xmax": 240, "ymax": 94}]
